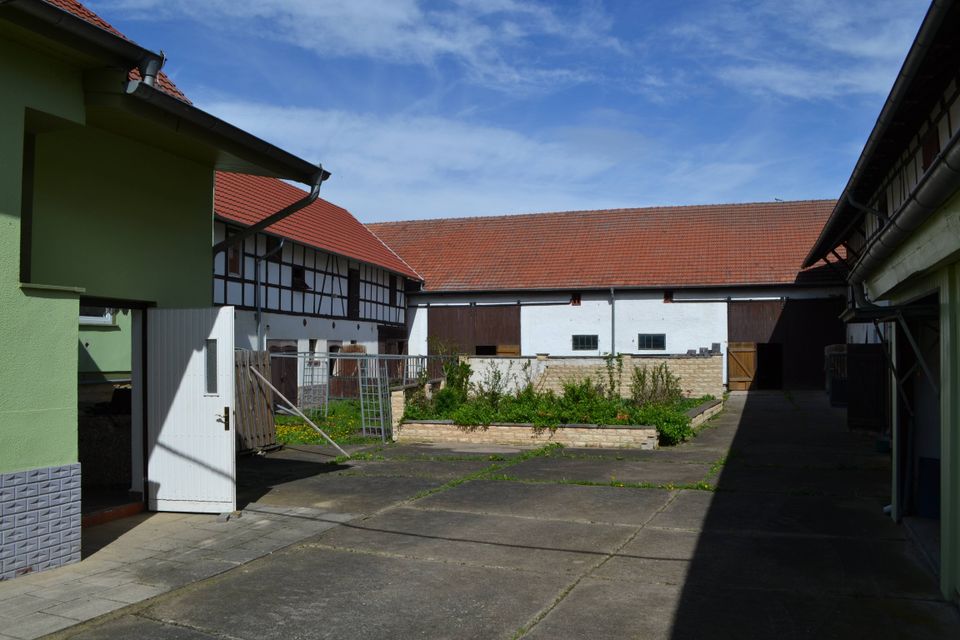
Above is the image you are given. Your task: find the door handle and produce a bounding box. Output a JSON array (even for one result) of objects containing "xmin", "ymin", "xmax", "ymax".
[{"xmin": 217, "ymin": 407, "xmax": 230, "ymax": 431}]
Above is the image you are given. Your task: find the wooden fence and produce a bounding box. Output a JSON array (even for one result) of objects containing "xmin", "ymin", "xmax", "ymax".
[{"xmin": 235, "ymin": 350, "xmax": 276, "ymax": 452}]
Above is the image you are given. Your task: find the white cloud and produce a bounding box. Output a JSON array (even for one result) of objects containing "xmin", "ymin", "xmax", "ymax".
[
  {"xmin": 201, "ymin": 98, "xmax": 809, "ymax": 220},
  {"xmin": 664, "ymin": 0, "xmax": 927, "ymax": 100},
  {"xmin": 94, "ymin": 0, "xmax": 622, "ymax": 90}
]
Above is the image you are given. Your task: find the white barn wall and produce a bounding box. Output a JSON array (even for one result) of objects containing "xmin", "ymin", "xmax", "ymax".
[
  {"xmin": 234, "ymin": 309, "xmax": 380, "ymax": 354},
  {"xmin": 407, "ymin": 306, "xmax": 429, "ymax": 356},
  {"xmin": 407, "ymin": 286, "xmax": 843, "ymax": 387}
]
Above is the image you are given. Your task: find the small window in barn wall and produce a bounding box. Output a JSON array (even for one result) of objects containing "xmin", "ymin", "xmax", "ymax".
[
  {"xmin": 475, "ymin": 345, "xmax": 497, "ymax": 356},
  {"xmin": 638, "ymin": 333, "xmax": 666, "ymax": 350},
  {"xmin": 292, "ymin": 266, "xmax": 310, "ymax": 291},
  {"xmin": 572, "ymin": 334, "xmax": 598, "ymax": 351}
]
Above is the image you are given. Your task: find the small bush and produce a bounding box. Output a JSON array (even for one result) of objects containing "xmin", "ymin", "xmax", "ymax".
[{"xmin": 630, "ymin": 362, "xmax": 682, "ymax": 406}]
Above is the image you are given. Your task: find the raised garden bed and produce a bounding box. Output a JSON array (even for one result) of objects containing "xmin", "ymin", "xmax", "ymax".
[{"xmin": 396, "ymin": 398, "xmax": 723, "ymax": 449}]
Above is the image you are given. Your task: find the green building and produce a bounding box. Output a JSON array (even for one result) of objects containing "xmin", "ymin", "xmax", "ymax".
[
  {"xmin": 806, "ymin": 2, "xmax": 960, "ymax": 602},
  {"xmin": 0, "ymin": 0, "xmax": 324, "ymax": 579}
]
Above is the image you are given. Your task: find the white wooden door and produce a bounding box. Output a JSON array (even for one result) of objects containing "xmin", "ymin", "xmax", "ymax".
[{"xmin": 147, "ymin": 307, "xmax": 235, "ymax": 513}]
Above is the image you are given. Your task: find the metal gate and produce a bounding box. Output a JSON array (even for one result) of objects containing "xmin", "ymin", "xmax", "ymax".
[{"xmin": 358, "ymin": 358, "xmax": 392, "ymax": 441}]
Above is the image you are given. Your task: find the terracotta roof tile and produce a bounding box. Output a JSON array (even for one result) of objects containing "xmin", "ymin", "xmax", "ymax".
[
  {"xmin": 215, "ymin": 173, "xmax": 420, "ymax": 280},
  {"xmin": 368, "ymin": 201, "xmax": 841, "ymax": 292},
  {"xmin": 47, "ymin": 0, "xmax": 190, "ymax": 103}
]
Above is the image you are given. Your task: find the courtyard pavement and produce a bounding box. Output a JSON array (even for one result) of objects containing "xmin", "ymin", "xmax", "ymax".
[{"xmin": 2, "ymin": 391, "xmax": 958, "ymax": 638}]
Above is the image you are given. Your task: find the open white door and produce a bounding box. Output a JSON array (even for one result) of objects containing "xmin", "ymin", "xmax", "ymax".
[{"xmin": 146, "ymin": 306, "xmax": 235, "ymax": 513}]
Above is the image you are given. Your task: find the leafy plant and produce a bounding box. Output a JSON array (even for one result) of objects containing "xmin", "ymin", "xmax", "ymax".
[
  {"xmin": 630, "ymin": 362, "xmax": 682, "ymax": 406},
  {"xmin": 600, "ymin": 353, "xmax": 624, "ymax": 400}
]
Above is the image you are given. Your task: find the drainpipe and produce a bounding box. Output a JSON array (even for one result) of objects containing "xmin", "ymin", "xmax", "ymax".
[
  {"xmin": 256, "ymin": 238, "xmax": 285, "ymax": 351},
  {"xmin": 609, "ymin": 287, "xmax": 616, "ymax": 355},
  {"xmin": 212, "ymin": 167, "xmax": 327, "ymax": 257}
]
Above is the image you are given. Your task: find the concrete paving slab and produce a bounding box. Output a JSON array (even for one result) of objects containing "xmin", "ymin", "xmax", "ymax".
[
  {"xmin": 64, "ymin": 615, "xmax": 217, "ymax": 639},
  {"xmin": 523, "ymin": 579, "xmax": 678, "ymax": 640},
  {"xmin": 132, "ymin": 546, "xmax": 571, "ymax": 640},
  {"xmin": 414, "ymin": 479, "xmax": 675, "ymax": 526},
  {"xmin": 39, "ymin": 597, "xmax": 126, "ymax": 622},
  {"xmin": 315, "ymin": 506, "xmax": 633, "ymax": 575},
  {"xmin": 525, "ymin": 578, "xmax": 960, "ymax": 640},
  {"xmin": 715, "ymin": 465, "xmax": 891, "ymax": 497},
  {"xmin": 241, "ymin": 474, "xmax": 445, "ymax": 513},
  {"xmin": 337, "ymin": 459, "xmax": 492, "ymax": 480},
  {"xmin": 3, "ymin": 612, "xmax": 78, "ymax": 639},
  {"xmin": 596, "ymin": 531, "xmax": 941, "ymax": 599},
  {"xmin": 507, "ymin": 457, "xmax": 712, "ymax": 485},
  {"xmin": 376, "ymin": 443, "xmax": 531, "ymax": 459},
  {"xmin": 649, "ymin": 489, "xmax": 904, "ymax": 539},
  {"xmin": 562, "ymin": 447, "xmax": 724, "ymax": 464}
]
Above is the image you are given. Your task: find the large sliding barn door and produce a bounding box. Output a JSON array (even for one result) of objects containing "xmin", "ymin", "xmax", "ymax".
[{"xmin": 147, "ymin": 307, "xmax": 235, "ymax": 513}]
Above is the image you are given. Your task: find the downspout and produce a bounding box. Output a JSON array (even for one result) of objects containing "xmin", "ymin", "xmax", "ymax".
[
  {"xmin": 212, "ymin": 166, "xmax": 327, "ymax": 257},
  {"xmin": 256, "ymin": 238, "xmax": 285, "ymax": 351},
  {"xmin": 609, "ymin": 287, "xmax": 616, "ymax": 355}
]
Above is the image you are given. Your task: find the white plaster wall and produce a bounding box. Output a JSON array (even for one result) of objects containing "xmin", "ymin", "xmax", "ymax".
[
  {"xmin": 234, "ymin": 309, "xmax": 379, "ymax": 354},
  {"xmin": 613, "ymin": 291, "xmax": 727, "ymax": 355},
  {"xmin": 522, "ymin": 294, "xmax": 612, "ymax": 355},
  {"xmin": 406, "ymin": 305, "xmax": 429, "ymax": 356}
]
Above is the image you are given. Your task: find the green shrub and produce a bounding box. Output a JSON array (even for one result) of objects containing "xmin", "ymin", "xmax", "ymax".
[{"xmin": 630, "ymin": 362, "xmax": 682, "ymax": 406}]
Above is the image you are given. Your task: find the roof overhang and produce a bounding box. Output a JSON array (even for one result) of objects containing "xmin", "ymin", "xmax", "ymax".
[{"xmin": 1, "ymin": 0, "xmax": 328, "ymax": 186}]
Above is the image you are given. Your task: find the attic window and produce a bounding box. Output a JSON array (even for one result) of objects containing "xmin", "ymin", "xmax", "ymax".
[
  {"xmin": 265, "ymin": 235, "xmax": 283, "ymax": 263},
  {"xmin": 570, "ymin": 293, "xmax": 581, "ymax": 306},
  {"xmin": 572, "ymin": 334, "xmax": 598, "ymax": 351}
]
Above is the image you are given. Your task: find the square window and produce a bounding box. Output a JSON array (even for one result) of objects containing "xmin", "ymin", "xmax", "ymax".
[
  {"xmin": 572, "ymin": 334, "xmax": 598, "ymax": 351},
  {"xmin": 638, "ymin": 333, "xmax": 666, "ymax": 350}
]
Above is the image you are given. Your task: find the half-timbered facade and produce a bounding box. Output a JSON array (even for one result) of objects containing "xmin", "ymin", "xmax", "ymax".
[{"xmin": 213, "ymin": 172, "xmax": 420, "ymax": 355}]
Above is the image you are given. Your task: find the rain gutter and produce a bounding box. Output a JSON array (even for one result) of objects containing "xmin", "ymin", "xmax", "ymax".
[{"xmin": 803, "ymin": 0, "xmax": 953, "ymax": 269}]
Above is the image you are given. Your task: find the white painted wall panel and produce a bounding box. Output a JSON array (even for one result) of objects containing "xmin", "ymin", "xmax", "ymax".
[{"xmin": 234, "ymin": 309, "xmax": 380, "ymax": 354}]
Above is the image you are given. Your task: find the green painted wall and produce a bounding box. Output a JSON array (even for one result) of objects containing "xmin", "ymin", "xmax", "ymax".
[
  {"xmin": 876, "ymin": 203, "xmax": 960, "ymax": 601},
  {"xmin": 0, "ymin": 33, "xmax": 214, "ymax": 474},
  {"xmin": 0, "ymin": 36, "xmax": 86, "ymax": 474},
  {"xmin": 79, "ymin": 311, "xmax": 132, "ymax": 379},
  {"xmin": 30, "ymin": 127, "xmax": 212, "ymax": 306}
]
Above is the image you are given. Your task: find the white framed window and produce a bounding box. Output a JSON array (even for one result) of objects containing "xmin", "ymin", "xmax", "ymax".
[{"xmin": 79, "ymin": 306, "xmax": 114, "ymax": 326}]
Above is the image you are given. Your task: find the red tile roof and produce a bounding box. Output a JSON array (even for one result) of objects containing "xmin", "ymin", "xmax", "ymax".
[
  {"xmin": 368, "ymin": 200, "xmax": 841, "ymax": 292},
  {"xmin": 215, "ymin": 172, "xmax": 420, "ymax": 280},
  {"xmin": 46, "ymin": 0, "xmax": 190, "ymax": 102}
]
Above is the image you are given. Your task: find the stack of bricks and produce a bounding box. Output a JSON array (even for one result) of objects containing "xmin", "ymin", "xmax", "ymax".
[
  {"xmin": 535, "ymin": 354, "xmax": 722, "ymax": 399},
  {"xmin": 396, "ymin": 421, "xmax": 658, "ymax": 449},
  {"xmin": 1, "ymin": 463, "xmax": 82, "ymax": 580}
]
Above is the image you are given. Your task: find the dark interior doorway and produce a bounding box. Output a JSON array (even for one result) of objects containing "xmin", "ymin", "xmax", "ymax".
[
  {"xmin": 895, "ymin": 293, "xmax": 941, "ymax": 573},
  {"xmin": 77, "ymin": 303, "xmax": 143, "ymax": 523}
]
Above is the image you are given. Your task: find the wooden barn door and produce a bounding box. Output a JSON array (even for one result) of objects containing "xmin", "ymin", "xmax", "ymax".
[{"xmin": 728, "ymin": 342, "xmax": 757, "ymax": 391}]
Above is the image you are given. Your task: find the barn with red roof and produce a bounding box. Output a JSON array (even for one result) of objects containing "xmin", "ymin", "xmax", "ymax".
[{"xmin": 369, "ymin": 200, "xmax": 848, "ymax": 390}]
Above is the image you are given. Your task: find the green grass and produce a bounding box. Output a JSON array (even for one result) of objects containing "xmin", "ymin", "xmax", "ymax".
[{"xmin": 275, "ymin": 399, "xmax": 382, "ymax": 446}]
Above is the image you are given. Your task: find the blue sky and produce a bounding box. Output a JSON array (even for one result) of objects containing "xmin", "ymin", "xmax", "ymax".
[{"xmin": 92, "ymin": 0, "xmax": 929, "ymax": 222}]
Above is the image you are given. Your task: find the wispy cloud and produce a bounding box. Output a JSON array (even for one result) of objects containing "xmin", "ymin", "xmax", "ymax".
[
  {"xmin": 94, "ymin": 0, "xmax": 622, "ymax": 91},
  {"xmin": 200, "ymin": 98, "xmax": 817, "ymax": 220},
  {"xmin": 663, "ymin": 0, "xmax": 926, "ymax": 99}
]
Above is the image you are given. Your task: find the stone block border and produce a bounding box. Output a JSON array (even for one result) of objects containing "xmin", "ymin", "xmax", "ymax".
[{"xmin": 393, "ymin": 398, "xmax": 724, "ymax": 449}]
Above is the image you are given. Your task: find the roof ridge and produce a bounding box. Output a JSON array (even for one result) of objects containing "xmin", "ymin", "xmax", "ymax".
[{"xmin": 368, "ymin": 198, "xmax": 838, "ymax": 226}]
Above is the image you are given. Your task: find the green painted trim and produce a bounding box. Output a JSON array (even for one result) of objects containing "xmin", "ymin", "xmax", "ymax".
[{"xmin": 19, "ymin": 281, "xmax": 85, "ymax": 294}]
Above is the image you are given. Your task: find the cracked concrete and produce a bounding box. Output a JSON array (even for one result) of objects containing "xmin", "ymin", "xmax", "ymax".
[{"xmin": 7, "ymin": 391, "xmax": 958, "ymax": 639}]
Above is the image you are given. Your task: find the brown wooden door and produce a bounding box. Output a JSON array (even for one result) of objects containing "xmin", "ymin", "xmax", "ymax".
[
  {"xmin": 728, "ymin": 342, "xmax": 757, "ymax": 391},
  {"xmin": 267, "ymin": 340, "xmax": 298, "ymax": 404}
]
